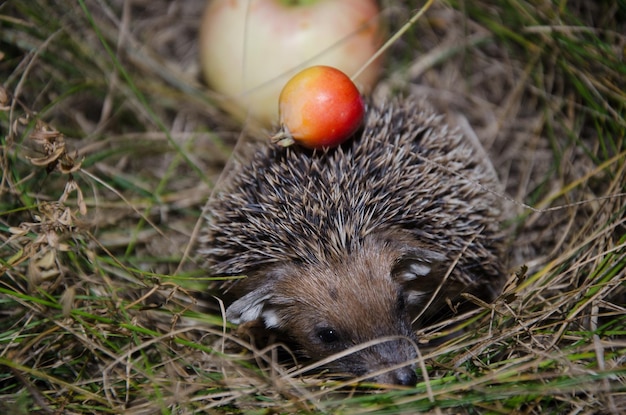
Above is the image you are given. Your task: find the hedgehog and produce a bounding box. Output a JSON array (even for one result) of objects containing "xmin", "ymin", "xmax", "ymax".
[{"xmin": 198, "ymin": 97, "xmax": 505, "ymax": 386}]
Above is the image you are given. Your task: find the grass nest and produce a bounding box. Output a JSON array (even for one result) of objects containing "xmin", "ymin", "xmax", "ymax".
[{"xmin": 1, "ymin": 0, "xmax": 625, "ymax": 414}]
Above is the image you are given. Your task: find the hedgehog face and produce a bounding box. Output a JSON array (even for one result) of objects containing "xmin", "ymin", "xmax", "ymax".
[{"xmin": 225, "ymin": 232, "xmax": 448, "ymax": 385}]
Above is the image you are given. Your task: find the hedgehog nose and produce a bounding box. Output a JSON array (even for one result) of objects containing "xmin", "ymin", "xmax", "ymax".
[
  {"xmin": 373, "ymin": 366, "xmax": 417, "ymax": 386},
  {"xmin": 394, "ymin": 367, "xmax": 418, "ymax": 386}
]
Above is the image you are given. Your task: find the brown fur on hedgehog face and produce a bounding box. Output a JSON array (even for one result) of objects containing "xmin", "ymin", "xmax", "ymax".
[{"xmin": 225, "ymin": 231, "xmax": 454, "ymax": 385}]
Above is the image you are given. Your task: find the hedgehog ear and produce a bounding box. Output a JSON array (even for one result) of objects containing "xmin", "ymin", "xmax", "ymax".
[
  {"xmin": 225, "ymin": 269, "xmax": 292, "ymax": 328},
  {"xmin": 394, "ymin": 247, "xmax": 447, "ymax": 282},
  {"xmin": 392, "ymin": 246, "xmax": 447, "ymax": 306},
  {"xmin": 225, "ymin": 285, "xmax": 274, "ymax": 324}
]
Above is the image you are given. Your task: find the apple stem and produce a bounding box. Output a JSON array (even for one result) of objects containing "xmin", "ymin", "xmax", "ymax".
[{"xmin": 270, "ymin": 126, "xmax": 296, "ymax": 147}]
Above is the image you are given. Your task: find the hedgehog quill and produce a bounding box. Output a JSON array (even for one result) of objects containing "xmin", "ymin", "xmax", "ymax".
[{"xmin": 198, "ymin": 98, "xmax": 505, "ymax": 386}]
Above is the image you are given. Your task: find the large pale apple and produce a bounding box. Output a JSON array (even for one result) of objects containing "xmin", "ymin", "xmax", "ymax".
[{"xmin": 199, "ymin": 0, "xmax": 383, "ymax": 126}]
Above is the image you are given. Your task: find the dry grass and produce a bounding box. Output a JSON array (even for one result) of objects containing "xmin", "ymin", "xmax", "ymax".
[{"xmin": 1, "ymin": 0, "xmax": 625, "ymax": 413}]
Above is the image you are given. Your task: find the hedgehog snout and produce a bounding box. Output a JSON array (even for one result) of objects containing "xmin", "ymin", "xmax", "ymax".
[
  {"xmin": 370, "ymin": 364, "xmax": 418, "ymax": 386},
  {"xmin": 331, "ymin": 335, "xmax": 419, "ymax": 386}
]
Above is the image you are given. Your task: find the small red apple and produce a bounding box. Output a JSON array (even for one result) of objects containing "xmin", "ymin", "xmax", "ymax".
[
  {"xmin": 272, "ymin": 66, "xmax": 364, "ymax": 149},
  {"xmin": 199, "ymin": 0, "xmax": 383, "ymax": 127}
]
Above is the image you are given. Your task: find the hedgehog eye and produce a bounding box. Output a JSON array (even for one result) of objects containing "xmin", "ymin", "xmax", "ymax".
[{"xmin": 316, "ymin": 327, "xmax": 340, "ymax": 344}]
